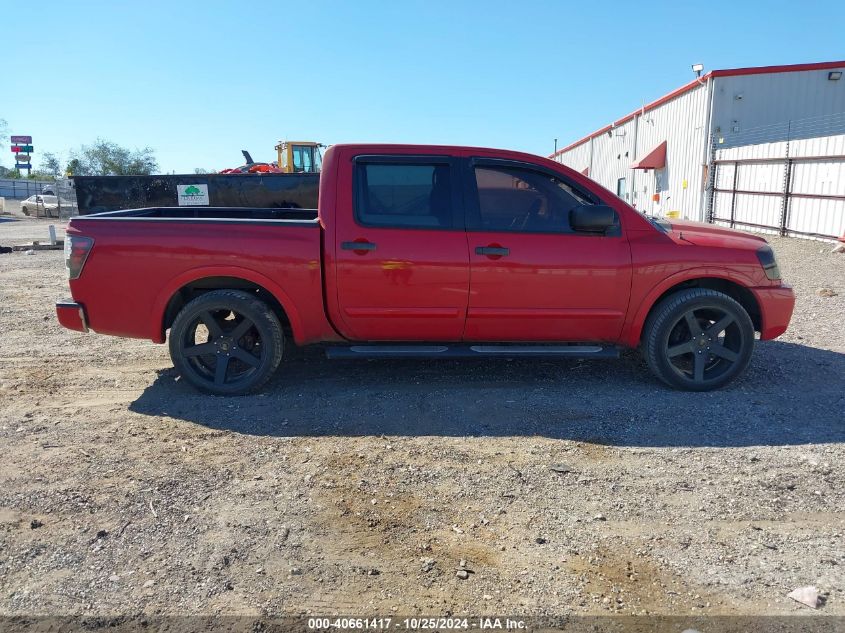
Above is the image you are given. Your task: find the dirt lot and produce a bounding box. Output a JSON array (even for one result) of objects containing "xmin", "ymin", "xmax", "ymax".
[{"xmin": 1, "ymin": 214, "xmax": 843, "ymax": 621}]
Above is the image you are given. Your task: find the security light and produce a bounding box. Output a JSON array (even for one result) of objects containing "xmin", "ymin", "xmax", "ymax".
[
  {"xmin": 829, "ymin": 71, "xmax": 842, "ymax": 81},
  {"xmin": 691, "ymin": 63, "xmax": 704, "ymax": 77}
]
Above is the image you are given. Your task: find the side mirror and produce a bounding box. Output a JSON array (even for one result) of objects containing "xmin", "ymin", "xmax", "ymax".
[{"xmin": 570, "ymin": 203, "xmax": 617, "ymax": 233}]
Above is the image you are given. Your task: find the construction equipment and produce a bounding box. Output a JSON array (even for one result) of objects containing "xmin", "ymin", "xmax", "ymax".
[
  {"xmin": 275, "ymin": 141, "xmax": 323, "ymax": 174},
  {"xmin": 219, "ymin": 143, "xmax": 324, "ymax": 175}
]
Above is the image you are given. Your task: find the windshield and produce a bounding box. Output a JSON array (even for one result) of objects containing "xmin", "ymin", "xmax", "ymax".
[
  {"xmin": 647, "ymin": 215, "xmax": 671, "ymax": 233},
  {"xmin": 291, "ymin": 145, "xmax": 320, "ymax": 173}
]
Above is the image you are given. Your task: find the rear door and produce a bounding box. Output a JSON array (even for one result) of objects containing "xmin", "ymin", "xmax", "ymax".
[
  {"xmin": 332, "ymin": 155, "xmax": 470, "ymax": 341},
  {"xmin": 463, "ymin": 158, "xmax": 632, "ymax": 342}
]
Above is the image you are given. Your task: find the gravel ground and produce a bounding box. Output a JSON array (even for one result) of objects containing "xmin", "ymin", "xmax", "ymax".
[{"xmin": 0, "ymin": 213, "xmax": 843, "ymax": 621}]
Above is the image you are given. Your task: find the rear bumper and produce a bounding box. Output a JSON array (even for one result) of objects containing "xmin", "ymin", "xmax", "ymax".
[
  {"xmin": 751, "ymin": 284, "xmax": 795, "ymax": 340},
  {"xmin": 56, "ymin": 300, "xmax": 89, "ymax": 333}
]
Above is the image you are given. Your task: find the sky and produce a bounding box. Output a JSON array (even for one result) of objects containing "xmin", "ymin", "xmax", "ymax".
[{"xmin": 2, "ymin": 0, "xmax": 845, "ymax": 174}]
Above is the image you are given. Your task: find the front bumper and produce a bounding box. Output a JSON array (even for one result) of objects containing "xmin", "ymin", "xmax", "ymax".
[
  {"xmin": 751, "ymin": 284, "xmax": 795, "ymax": 340},
  {"xmin": 56, "ymin": 300, "xmax": 89, "ymax": 333}
]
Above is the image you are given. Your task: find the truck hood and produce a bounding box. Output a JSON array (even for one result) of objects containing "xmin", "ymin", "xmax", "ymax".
[{"xmin": 666, "ymin": 219, "xmax": 768, "ymax": 249}]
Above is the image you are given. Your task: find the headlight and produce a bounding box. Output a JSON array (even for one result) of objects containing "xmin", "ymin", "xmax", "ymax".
[{"xmin": 756, "ymin": 245, "xmax": 781, "ymax": 280}]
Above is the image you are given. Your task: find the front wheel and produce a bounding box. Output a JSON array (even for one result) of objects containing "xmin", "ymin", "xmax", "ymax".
[
  {"xmin": 169, "ymin": 289, "xmax": 284, "ymax": 395},
  {"xmin": 643, "ymin": 289, "xmax": 755, "ymax": 391}
]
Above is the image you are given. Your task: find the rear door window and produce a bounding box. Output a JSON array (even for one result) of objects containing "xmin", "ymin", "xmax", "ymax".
[{"xmin": 355, "ymin": 162, "xmax": 455, "ymax": 229}]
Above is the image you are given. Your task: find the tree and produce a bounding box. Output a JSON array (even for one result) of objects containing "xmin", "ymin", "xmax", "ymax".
[
  {"xmin": 66, "ymin": 158, "xmax": 83, "ymax": 177},
  {"xmin": 194, "ymin": 167, "xmax": 216, "ymax": 174},
  {"xmin": 66, "ymin": 139, "xmax": 159, "ymax": 176},
  {"xmin": 39, "ymin": 152, "xmax": 63, "ymax": 178}
]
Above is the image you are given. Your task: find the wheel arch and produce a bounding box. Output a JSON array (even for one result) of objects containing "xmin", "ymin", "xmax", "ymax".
[
  {"xmin": 152, "ymin": 267, "xmax": 303, "ymax": 344},
  {"xmin": 626, "ymin": 275, "xmax": 762, "ymax": 347}
]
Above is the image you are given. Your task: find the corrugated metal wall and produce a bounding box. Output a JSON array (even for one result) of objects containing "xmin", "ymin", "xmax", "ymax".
[
  {"xmin": 555, "ymin": 65, "xmax": 845, "ymax": 238},
  {"xmin": 712, "ymin": 70, "xmax": 845, "ymax": 147},
  {"xmin": 588, "ymin": 118, "xmax": 638, "ymax": 203},
  {"xmin": 633, "ymin": 84, "xmax": 710, "ymax": 219},
  {"xmin": 558, "ymin": 140, "xmax": 593, "ymax": 180},
  {"xmin": 555, "ymin": 82, "xmax": 710, "ymax": 220}
]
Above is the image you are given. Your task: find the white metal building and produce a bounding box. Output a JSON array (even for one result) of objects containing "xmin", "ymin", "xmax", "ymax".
[{"xmin": 551, "ymin": 60, "xmax": 845, "ymax": 240}]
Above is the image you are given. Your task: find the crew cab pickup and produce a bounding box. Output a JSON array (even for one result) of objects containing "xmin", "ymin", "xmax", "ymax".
[{"xmin": 57, "ymin": 144, "xmax": 795, "ymax": 395}]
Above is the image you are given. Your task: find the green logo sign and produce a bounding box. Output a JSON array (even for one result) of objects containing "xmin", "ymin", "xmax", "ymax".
[{"xmin": 178, "ymin": 183, "xmax": 209, "ymax": 206}]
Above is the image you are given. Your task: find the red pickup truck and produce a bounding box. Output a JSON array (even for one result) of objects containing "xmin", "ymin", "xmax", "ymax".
[{"xmin": 57, "ymin": 144, "xmax": 795, "ymax": 395}]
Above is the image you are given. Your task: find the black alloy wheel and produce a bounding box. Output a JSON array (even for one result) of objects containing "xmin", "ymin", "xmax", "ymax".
[
  {"xmin": 169, "ymin": 289, "xmax": 284, "ymax": 395},
  {"xmin": 644, "ymin": 289, "xmax": 755, "ymax": 391}
]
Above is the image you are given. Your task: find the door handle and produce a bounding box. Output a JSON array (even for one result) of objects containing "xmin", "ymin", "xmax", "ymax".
[
  {"xmin": 475, "ymin": 246, "xmax": 510, "ymax": 257},
  {"xmin": 341, "ymin": 241, "xmax": 377, "ymax": 252}
]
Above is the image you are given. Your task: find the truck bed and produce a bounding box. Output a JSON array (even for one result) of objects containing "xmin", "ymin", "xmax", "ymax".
[
  {"xmin": 82, "ymin": 206, "xmax": 319, "ymax": 222},
  {"xmin": 66, "ymin": 208, "xmax": 334, "ymax": 345}
]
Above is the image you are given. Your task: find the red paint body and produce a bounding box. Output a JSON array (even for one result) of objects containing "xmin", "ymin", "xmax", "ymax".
[{"xmin": 58, "ymin": 144, "xmax": 794, "ymax": 349}]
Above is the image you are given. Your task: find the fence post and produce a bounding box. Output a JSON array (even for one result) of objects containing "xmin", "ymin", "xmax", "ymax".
[
  {"xmin": 705, "ymin": 138, "xmax": 718, "ymax": 224},
  {"xmin": 780, "ymin": 158, "xmax": 793, "ymax": 236},
  {"xmin": 729, "ymin": 161, "xmax": 739, "ymax": 228}
]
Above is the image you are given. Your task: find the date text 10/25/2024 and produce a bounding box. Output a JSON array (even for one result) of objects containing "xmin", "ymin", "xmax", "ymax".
[{"xmin": 307, "ymin": 617, "xmax": 527, "ymax": 630}]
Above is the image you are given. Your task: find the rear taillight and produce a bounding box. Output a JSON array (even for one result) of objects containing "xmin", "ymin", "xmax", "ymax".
[{"xmin": 65, "ymin": 235, "xmax": 94, "ymax": 280}]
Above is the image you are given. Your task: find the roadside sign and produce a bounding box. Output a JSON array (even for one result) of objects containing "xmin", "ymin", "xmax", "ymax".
[{"xmin": 9, "ymin": 136, "xmax": 34, "ymax": 175}]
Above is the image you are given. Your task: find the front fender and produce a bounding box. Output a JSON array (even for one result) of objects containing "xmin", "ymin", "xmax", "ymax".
[{"xmin": 619, "ymin": 267, "xmax": 762, "ymax": 348}]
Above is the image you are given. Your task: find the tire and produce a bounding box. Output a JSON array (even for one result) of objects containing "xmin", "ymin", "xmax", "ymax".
[
  {"xmin": 643, "ymin": 288, "xmax": 755, "ymax": 391},
  {"xmin": 21, "ymin": 206, "xmax": 29, "ymax": 216},
  {"xmin": 169, "ymin": 289, "xmax": 284, "ymax": 395}
]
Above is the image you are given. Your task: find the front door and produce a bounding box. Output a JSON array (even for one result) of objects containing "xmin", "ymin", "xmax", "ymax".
[
  {"xmin": 333, "ymin": 156, "xmax": 470, "ymax": 341},
  {"xmin": 464, "ymin": 159, "xmax": 632, "ymax": 342}
]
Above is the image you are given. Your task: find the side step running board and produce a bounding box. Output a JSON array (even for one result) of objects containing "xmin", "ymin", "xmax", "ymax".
[{"xmin": 325, "ymin": 344, "xmax": 620, "ymax": 360}]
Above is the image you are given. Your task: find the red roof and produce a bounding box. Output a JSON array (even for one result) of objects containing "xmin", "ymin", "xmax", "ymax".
[
  {"xmin": 550, "ymin": 60, "xmax": 845, "ymax": 158},
  {"xmin": 631, "ymin": 141, "xmax": 666, "ymax": 169}
]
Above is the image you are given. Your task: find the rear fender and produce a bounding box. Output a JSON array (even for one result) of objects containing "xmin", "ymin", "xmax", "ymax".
[{"xmin": 150, "ymin": 266, "xmax": 304, "ymax": 344}]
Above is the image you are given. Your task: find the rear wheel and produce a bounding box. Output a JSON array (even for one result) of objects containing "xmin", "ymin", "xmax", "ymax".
[
  {"xmin": 643, "ymin": 289, "xmax": 755, "ymax": 391},
  {"xmin": 169, "ymin": 289, "xmax": 284, "ymax": 395}
]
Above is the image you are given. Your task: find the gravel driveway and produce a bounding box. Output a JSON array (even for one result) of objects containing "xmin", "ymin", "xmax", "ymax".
[{"xmin": 0, "ymin": 216, "xmax": 843, "ymax": 624}]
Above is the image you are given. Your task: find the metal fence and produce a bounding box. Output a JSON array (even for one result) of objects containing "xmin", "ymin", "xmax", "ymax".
[
  {"xmin": 0, "ymin": 177, "xmax": 56, "ymax": 199},
  {"xmin": 0, "ymin": 178, "xmax": 79, "ymax": 218},
  {"xmin": 707, "ymin": 114, "xmax": 845, "ymax": 240},
  {"xmin": 54, "ymin": 179, "xmax": 79, "ymax": 217}
]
